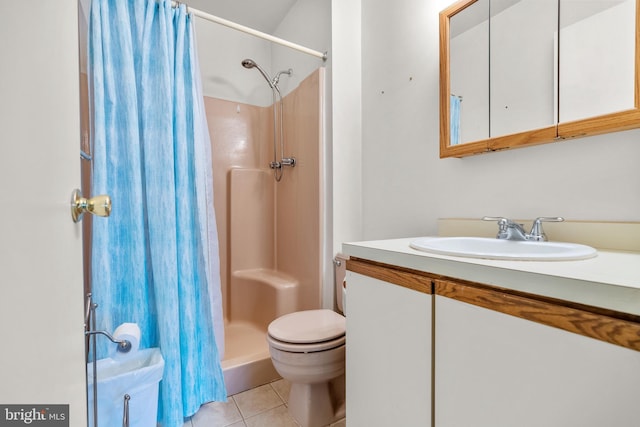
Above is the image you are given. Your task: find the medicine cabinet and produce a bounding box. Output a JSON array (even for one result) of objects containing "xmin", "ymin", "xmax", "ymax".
[{"xmin": 439, "ymin": 0, "xmax": 640, "ymax": 158}]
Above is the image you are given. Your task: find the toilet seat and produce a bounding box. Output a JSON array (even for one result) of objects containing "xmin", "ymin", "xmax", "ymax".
[
  {"xmin": 267, "ymin": 333, "xmax": 345, "ymax": 353},
  {"xmin": 268, "ymin": 309, "xmax": 346, "ymax": 353}
]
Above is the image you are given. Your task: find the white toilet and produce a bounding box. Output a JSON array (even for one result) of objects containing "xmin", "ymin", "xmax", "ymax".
[{"xmin": 266, "ymin": 254, "xmax": 348, "ymax": 427}]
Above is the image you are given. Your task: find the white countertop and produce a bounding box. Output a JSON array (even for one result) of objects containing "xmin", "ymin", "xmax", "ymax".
[{"xmin": 343, "ymin": 237, "xmax": 640, "ymax": 317}]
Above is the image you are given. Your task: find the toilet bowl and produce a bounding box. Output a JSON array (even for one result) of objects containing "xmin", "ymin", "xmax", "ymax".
[{"xmin": 266, "ymin": 254, "xmax": 348, "ymax": 427}]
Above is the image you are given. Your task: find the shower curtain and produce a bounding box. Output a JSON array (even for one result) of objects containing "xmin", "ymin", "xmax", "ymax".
[
  {"xmin": 450, "ymin": 94, "xmax": 461, "ymax": 145},
  {"xmin": 88, "ymin": 1, "xmax": 226, "ymax": 425}
]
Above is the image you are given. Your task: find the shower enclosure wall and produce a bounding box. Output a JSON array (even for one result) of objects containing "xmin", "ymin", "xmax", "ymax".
[{"xmin": 205, "ymin": 68, "xmax": 324, "ymax": 394}]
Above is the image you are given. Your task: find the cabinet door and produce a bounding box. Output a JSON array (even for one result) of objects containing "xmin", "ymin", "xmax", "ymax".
[
  {"xmin": 346, "ymin": 271, "xmax": 432, "ymax": 427},
  {"xmin": 436, "ymin": 294, "xmax": 640, "ymax": 427}
]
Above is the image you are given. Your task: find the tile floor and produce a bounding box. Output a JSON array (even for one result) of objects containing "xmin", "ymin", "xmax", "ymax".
[{"xmin": 185, "ymin": 379, "xmax": 346, "ymax": 427}]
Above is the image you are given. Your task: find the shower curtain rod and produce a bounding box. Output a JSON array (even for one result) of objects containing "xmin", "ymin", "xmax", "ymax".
[{"xmin": 172, "ymin": 1, "xmax": 327, "ymax": 61}]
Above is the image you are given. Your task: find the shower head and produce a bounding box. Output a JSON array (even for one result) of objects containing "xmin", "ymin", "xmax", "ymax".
[
  {"xmin": 241, "ymin": 58, "xmax": 274, "ymax": 89},
  {"xmin": 241, "ymin": 59, "xmax": 257, "ymax": 69}
]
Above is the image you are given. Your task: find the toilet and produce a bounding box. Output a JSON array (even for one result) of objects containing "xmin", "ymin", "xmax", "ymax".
[{"xmin": 266, "ymin": 254, "xmax": 348, "ymax": 427}]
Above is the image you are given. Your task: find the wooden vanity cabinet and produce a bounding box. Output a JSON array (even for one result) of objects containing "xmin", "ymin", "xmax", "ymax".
[{"xmin": 346, "ymin": 258, "xmax": 640, "ymax": 427}]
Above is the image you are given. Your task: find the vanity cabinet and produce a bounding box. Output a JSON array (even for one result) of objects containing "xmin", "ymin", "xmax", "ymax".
[
  {"xmin": 435, "ymin": 279, "xmax": 640, "ymax": 427},
  {"xmin": 345, "ymin": 257, "xmax": 640, "ymax": 427},
  {"xmin": 345, "ymin": 260, "xmax": 433, "ymax": 427}
]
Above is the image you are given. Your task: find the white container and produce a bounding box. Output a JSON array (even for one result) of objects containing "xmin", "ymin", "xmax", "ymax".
[{"xmin": 87, "ymin": 348, "xmax": 164, "ymax": 427}]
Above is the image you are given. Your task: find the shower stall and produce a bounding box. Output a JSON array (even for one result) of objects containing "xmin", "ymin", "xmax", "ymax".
[
  {"xmin": 205, "ymin": 66, "xmax": 325, "ymax": 395},
  {"xmin": 79, "ymin": 0, "xmax": 327, "ymax": 401},
  {"xmin": 81, "ymin": 62, "xmax": 324, "ymax": 401}
]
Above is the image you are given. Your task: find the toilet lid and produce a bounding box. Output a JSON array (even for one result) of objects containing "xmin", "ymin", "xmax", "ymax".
[{"xmin": 268, "ymin": 309, "xmax": 345, "ymax": 344}]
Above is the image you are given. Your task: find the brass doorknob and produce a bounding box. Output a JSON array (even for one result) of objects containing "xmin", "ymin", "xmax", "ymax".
[{"xmin": 71, "ymin": 189, "xmax": 112, "ymax": 222}]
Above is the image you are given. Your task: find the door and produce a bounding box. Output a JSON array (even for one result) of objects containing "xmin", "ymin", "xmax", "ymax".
[{"xmin": 0, "ymin": 1, "xmax": 87, "ymax": 426}]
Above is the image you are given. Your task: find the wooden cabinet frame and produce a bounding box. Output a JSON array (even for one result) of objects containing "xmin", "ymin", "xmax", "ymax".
[
  {"xmin": 347, "ymin": 257, "xmax": 640, "ymax": 351},
  {"xmin": 439, "ymin": 0, "xmax": 640, "ymax": 158}
]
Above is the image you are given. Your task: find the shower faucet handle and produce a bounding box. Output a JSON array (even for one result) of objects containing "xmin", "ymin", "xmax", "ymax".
[{"xmin": 281, "ymin": 157, "xmax": 296, "ymax": 167}]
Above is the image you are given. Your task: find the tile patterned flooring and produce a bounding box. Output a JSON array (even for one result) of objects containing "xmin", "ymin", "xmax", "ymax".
[{"xmin": 184, "ymin": 379, "xmax": 346, "ymax": 427}]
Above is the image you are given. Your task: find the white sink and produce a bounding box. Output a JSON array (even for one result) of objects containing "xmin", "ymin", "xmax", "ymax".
[{"xmin": 409, "ymin": 237, "xmax": 597, "ymax": 261}]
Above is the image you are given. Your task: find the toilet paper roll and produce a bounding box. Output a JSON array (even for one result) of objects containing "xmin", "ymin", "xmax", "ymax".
[{"xmin": 110, "ymin": 322, "xmax": 141, "ymax": 359}]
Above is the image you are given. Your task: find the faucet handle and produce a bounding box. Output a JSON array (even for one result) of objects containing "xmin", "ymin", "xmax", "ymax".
[
  {"xmin": 482, "ymin": 216, "xmax": 508, "ymax": 227},
  {"xmin": 529, "ymin": 217, "xmax": 564, "ymax": 241},
  {"xmin": 482, "ymin": 216, "xmax": 510, "ymax": 238}
]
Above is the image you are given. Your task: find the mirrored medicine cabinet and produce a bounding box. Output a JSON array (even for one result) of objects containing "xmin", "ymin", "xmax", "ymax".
[{"xmin": 439, "ymin": 0, "xmax": 640, "ymax": 158}]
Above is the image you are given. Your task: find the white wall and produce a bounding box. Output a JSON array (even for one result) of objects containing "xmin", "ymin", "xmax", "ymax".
[
  {"xmin": 331, "ymin": 0, "xmax": 362, "ymax": 256},
  {"xmin": 356, "ymin": 0, "xmax": 640, "ymax": 241},
  {"xmin": 360, "ymin": 0, "xmax": 446, "ymax": 239},
  {"xmin": 195, "ymin": 17, "xmax": 274, "ymax": 105},
  {"xmin": 273, "ymin": 0, "xmax": 331, "ymax": 96}
]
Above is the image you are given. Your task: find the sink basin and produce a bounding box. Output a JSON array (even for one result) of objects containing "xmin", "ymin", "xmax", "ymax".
[{"xmin": 409, "ymin": 237, "xmax": 597, "ymax": 261}]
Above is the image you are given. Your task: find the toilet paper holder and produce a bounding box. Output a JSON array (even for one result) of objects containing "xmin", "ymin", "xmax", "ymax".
[
  {"xmin": 85, "ymin": 329, "xmax": 133, "ymax": 353},
  {"xmin": 84, "ymin": 293, "xmax": 133, "ymax": 354},
  {"xmin": 85, "ymin": 293, "xmax": 134, "ymax": 427}
]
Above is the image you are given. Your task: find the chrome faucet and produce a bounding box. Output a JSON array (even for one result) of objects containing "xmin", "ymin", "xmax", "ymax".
[{"xmin": 483, "ymin": 216, "xmax": 564, "ymax": 241}]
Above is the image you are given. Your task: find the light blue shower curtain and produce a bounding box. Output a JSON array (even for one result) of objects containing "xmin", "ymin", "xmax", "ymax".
[
  {"xmin": 450, "ymin": 94, "xmax": 461, "ymax": 145},
  {"xmin": 88, "ymin": 1, "xmax": 226, "ymax": 426}
]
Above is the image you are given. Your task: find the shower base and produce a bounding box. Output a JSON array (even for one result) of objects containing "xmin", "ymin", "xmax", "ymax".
[{"xmin": 221, "ymin": 320, "xmax": 280, "ymax": 396}]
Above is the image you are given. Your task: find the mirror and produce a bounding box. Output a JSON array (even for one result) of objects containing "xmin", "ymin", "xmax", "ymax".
[
  {"xmin": 440, "ymin": 0, "xmax": 640, "ymax": 158},
  {"xmin": 448, "ymin": 0, "xmax": 489, "ymax": 145},
  {"xmin": 559, "ymin": 0, "xmax": 636, "ymax": 122},
  {"xmin": 490, "ymin": 0, "xmax": 557, "ymax": 138}
]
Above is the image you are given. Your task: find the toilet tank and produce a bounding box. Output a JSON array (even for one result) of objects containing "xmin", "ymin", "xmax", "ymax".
[{"xmin": 334, "ymin": 253, "xmax": 349, "ymax": 314}]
